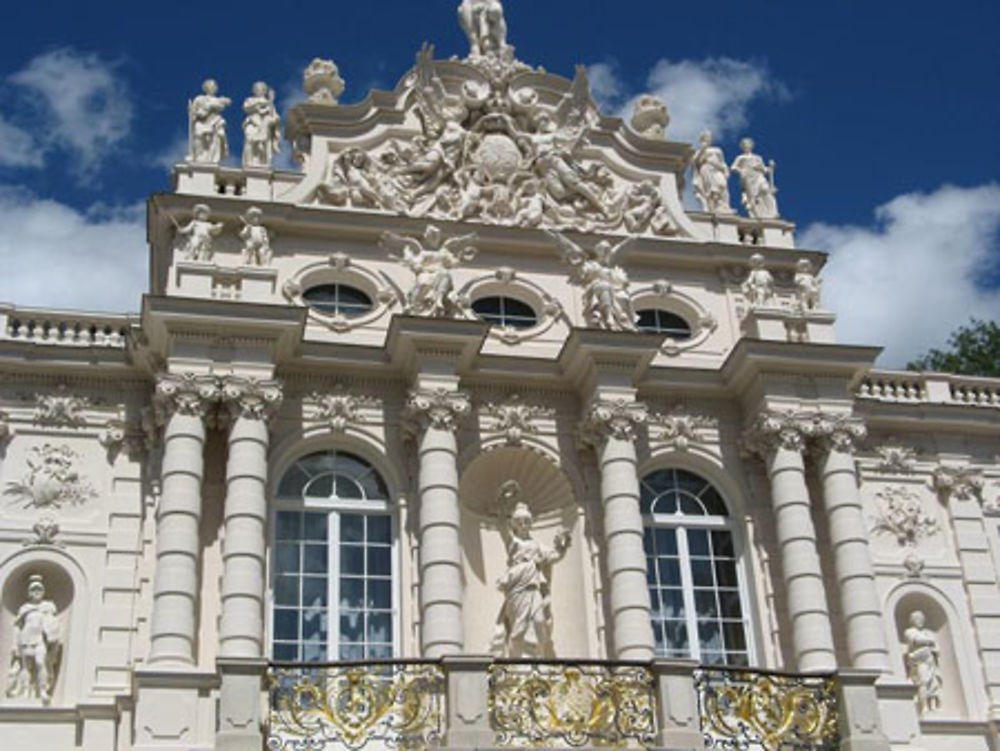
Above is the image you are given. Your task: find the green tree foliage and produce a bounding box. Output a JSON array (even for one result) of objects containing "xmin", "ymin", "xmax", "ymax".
[{"xmin": 907, "ymin": 319, "xmax": 1000, "ymax": 377}]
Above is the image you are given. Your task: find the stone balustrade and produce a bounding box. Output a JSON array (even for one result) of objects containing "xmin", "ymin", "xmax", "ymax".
[
  {"xmin": 0, "ymin": 305, "xmax": 135, "ymax": 349},
  {"xmin": 857, "ymin": 369, "xmax": 1000, "ymax": 408},
  {"xmin": 265, "ymin": 658, "xmax": 862, "ymax": 751}
]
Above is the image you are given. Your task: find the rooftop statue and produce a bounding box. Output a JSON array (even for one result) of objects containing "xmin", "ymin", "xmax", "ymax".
[
  {"xmin": 691, "ymin": 130, "xmax": 734, "ymax": 214},
  {"xmin": 630, "ymin": 94, "xmax": 670, "ymax": 139},
  {"xmin": 489, "ymin": 480, "xmax": 570, "ymax": 658},
  {"xmin": 381, "ymin": 225, "xmax": 478, "ymax": 317},
  {"xmin": 731, "ymin": 137, "xmax": 779, "ymax": 220},
  {"xmin": 742, "ymin": 252, "xmax": 775, "ymax": 309},
  {"xmin": 547, "ymin": 230, "xmax": 637, "ymax": 331},
  {"xmin": 458, "ymin": 0, "xmax": 511, "ymax": 59},
  {"xmin": 794, "ymin": 258, "xmax": 821, "ymax": 311},
  {"xmin": 303, "ymin": 58, "xmax": 345, "ymax": 104},
  {"xmin": 239, "ymin": 207, "xmax": 273, "ymax": 266},
  {"xmin": 6, "ymin": 575, "xmax": 61, "ymax": 705},
  {"xmin": 242, "ymin": 81, "xmax": 281, "ymax": 169},
  {"xmin": 187, "ymin": 79, "xmax": 230, "ymax": 164}
]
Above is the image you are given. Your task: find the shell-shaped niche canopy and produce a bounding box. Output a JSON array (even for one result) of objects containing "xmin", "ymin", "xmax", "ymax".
[{"xmin": 459, "ymin": 445, "xmax": 574, "ymax": 518}]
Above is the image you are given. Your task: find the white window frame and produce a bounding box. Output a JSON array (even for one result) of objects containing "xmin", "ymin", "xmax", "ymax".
[
  {"xmin": 268, "ymin": 450, "xmax": 400, "ymax": 661},
  {"xmin": 642, "ymin": 469, "xmax": 757, "ymax": 667}
]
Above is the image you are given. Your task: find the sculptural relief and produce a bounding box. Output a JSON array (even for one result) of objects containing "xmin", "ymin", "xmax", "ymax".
[
  {"xmin": 630, "ymin": 94, "xmax": 669, "ymax": 139},
  {"xmin": 731, "ymin": 137, "xmax": 778, "ymax": 219},
  {"xmin": 187, "ymin": 79, "xmax": 231, "ymax": 164},
  {"xmin": 6, "ymin": 575, "xmax": 61, "ymax": 705},
  {"xmin": 871, "ymin": 486, "xmax": 938, "ymax": 547},
  {"xmin": 741, "ymin": 253, "xmax": 775, "ymax": 309},
  {"xmin": 381, "ymin": 225, "xmax": 478, "ymax": 317},
  {"xmin": 5, "ymin": 444, "xmax": 96, "ymax": 509},
  {"xmin": 903, "ymin": 610, "xmax": 942, "ymax": 716},
  {"xmin": 691, "ymin": 131, "xmax": 733, "ymax": 214},
  {"xmin": 304, "ymin": 58, "xmax": 345, "ymax": 104},
  {"xmin": 172, "ymin": 204, "xmax": 223, "ymax": 262},
  {"xmin": 489, "ymin": 480, "xmax": 570, "ymax": 658},
  {"xmin": 239, "ymin": 207, "xmax": 273, "ymax": 266},
  {"xmin": 794, "ymin": 259, "xmax": 821, "ymax": 311},
  {"xmin": 547, "ymin": 230, "xmax": 636, "ymax": 331},
  {"xmin": 242, "ymin": 81, "xmax": 281, "ymax": 169}
]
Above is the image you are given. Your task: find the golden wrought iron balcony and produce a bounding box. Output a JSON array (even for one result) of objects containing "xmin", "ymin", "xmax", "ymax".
[{"xmin": 266, "ymin": 659, "xmax": 847, "ymax": 750}]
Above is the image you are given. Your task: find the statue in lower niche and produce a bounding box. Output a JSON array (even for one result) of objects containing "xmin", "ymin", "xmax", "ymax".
[
  {"xmin": 691, "ymin": 131, "xmax": 733, "ymax": 214},
  {"xmin": 741, "ymin": 253, "xmax": 775, "ymax": 309},
  {"xmin": 794, "ymin": 258, "xmax": 821, "ymax": 311},
  {"xmin": 172, "ymin": 204, "xmax": 223, "ymax": 262},
  {"xmin": 904, "ymin": 610, "xmax": 943, "ymax": 715},
  {"xmin": 731, "ymin": 137, "xmax": 778, "ymax": 219},
  {"xmin": 188, "ymin": 79, "xmax": 231, "ymax": 164},
  {"xmin": 381, "ymin": 225, "xmax": 478, "ymax": 317},
  {"xmin": 239, "ymin": 207, "xmax": 272, "ymax": 266},
  {"xmin": 6, "ymin": 575, "xmax": 61, "ymax": 705},
  {"xmin": 242, "ymin": 81, "xmax": 281, "ymax": 169},
  {"xmin": 490, "ymin": 480, "xmax": 570, "ymax": 658},
  {"xmin": 547, "ymin": 230, "xmax": 637, "ymax": 331}
]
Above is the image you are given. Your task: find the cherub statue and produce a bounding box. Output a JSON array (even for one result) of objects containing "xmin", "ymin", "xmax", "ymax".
[
  {"xmin": 6, "ymin": 575, "xmax": 61, "ymax": 705},
  {"xmin": 239, "ymin": 207, "xmax": 272, "ymax": 266},
  {"xmin": 457, "ymin": 0, "xmax": 510, "ymax": 59},
  {"xmin": 794, "ymin": 258, "xmax": 821, "ymax": 311},
  {"xmin": 489, "ymin": 480, "xmax": 570, "ymax": 658},
  {"xmin": 904, "ymin": 610, "xmax": 943, "ymax": 715},
  {"xmin": 741, "ymin": 253, "xmax": 775, "ymax": 309},
  {"xmin": 172, "ymin": 204, "xmax": 223, "ymax": 262},
  {"xmin": 691, "ymin": 130, "xmax": 733, "ymax": 214},
  {"xmin": 547, "ymin": 230, "xmax": 637, "ymax": 331},
  {"xmin": 513, "ymin": 178, "xmax": 544, "ymax": 228},
  {"xmin": 731, "ymin": 137, "xmax": 778, "ymax": 219},
  {"xmin": 380, "ymin": 225, "xmax": 478, "ymax": 317},
  {"xmin": 624, "ymin": 179, "xmax": 673, "ymax": 234},
  {"xmin": 188, "ymin": 79, "xmax": 231, "ymax": 164},
  {"xmin": 242, "ymin": 81, "xmax": 281, "ymax": 169}
]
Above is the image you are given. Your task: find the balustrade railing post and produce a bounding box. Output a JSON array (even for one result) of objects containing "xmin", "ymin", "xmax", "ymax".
[
  {"xmin": 441, "ymin": 655, "xmax": 493, "ymax": 748},
  {"xmin": 651, "ymin": 659, "xmax": 705, "ymax": 750},
  {"xmin": 837, "ymin": 669, "xmax": 891, "ymax": 751}
]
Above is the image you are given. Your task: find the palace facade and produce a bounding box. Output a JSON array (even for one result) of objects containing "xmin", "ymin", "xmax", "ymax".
[{"xmin": 1, "ymin": 3, "xmax": 998, "ymax": 750}]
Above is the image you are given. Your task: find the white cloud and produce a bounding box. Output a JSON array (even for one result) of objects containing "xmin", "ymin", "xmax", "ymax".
[
  {"xmin": 0, "ymin": 187, "xmax": 145, "ymax": 313},
  {"xmin": 588, "ymin": 57, "xmax": 785, "ymax": 144},
  {"xmin": 152, "ymin": 133, "xmax": 188, "ymax": 172},
  {"xmin": 0, "ymin": 116, "xmax": 42, "ymax": 168},
  {"xmin": 9, "ymin": 49, "xmax": 132, "ymax": 178},
  {"xmin": 802, "ymin": 183, "xmax": 1000, "ymax": 368}
]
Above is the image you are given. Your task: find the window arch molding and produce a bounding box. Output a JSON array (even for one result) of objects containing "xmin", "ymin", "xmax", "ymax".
[
  {"xmin": 637, "ymin": 462, "xmax": 760, "ymax": 667},
  {"xmin": 630, "ymin": 282, "xmax": 717, "ymax": 356},
  {"xmin": 455, "ymin": 269, "xmax": 565, "ymax": 345},
  {"xmin": 637, "ymin": 452, "xmax": 748, "ymax": 519}
]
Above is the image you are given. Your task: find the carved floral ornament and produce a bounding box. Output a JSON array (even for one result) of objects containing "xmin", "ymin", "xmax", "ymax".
[
  {"xmin": 482, "ymin": 394, "xmax": 553, "ymax": 446},
  {"xmin": 308, "ymin": 386, "xmax": 379, "ymax": 433},
  {"xmin": 405, "ymin": 388, "xmax": 472, "ymax": 433},
  {"xmin": 34, "ymin": 386, "xmax": 89, "ymax": 428},
  {"xmin": 871, "ymin": 485, "xmax": 939, "ymax": 547},
  {"xmin": 5, "ymin": 443, "xmax": 97, "ymax": 509},
  {"xmin": 873, "ymin": 440, "xmax": 919, "ymax": 474},
  {"xmin": 579, "ymin": 399, "xmax": 648, "ymax": 445},
  {"xmin": 647, "ymin": 406, "xmax": 717, "ymax": 452}
]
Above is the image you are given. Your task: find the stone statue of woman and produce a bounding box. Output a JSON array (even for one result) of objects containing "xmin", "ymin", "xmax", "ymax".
[
  {"xmin": 242, "ymin": 81, "xmax": 281, "ymax": 168},
  {"xmin": 489, "ymin": 480, "xmax": 570, "ymax": 658},
  {"xmin": 188, "ymin": 79, "xmax": 231, "ymax": 164},
  {"xmin": 904, "ymin": 610, "xmax": 943, "ymax": 715},
  {"xmin": 691, "ymin": 130, "xmax": 733, "ymax": 214},
  {"xmin": 731, "ymin": 137, "xmax": 778, "ymax": 219},
  {"xmin": 6, "ymin": 575, "xmax": 61, "ymax": 705}
]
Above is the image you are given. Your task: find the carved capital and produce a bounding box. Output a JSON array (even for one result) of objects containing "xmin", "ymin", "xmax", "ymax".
[
  {"xmin": 743, "ymin": 409, "xmax": 812, "ymax": 457},
  {"xmin": 154, "ymin": 373, "xmax": 221, "ymax": 423},
  {"xmin": 405, "ymin": 388, "xmax": 471, "ymax": 433},
  {"xmin": 580, "ymin": 399, "xmax": 648, "ymax": 446},
  {"xmin": 810, "ymin": 414, "xmax": 867, "ymax": 455},
  {"xmin": 932, "ymin": 465, "xmax": 984, "ymax": 504},
  {"xmin": 220, "ymin": 376, "xmax": 284, "ymax": 422}
]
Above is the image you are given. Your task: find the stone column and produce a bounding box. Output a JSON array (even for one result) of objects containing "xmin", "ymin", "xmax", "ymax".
[
  {"xmin": 218, "ymin": 377, "xmax": 283, "ymax": 658},
  {"xmin": 582, "ymin": 398, "xmax": 655, "ymax": 661},
  {"xmin": 148, "ymin": 373, "xmax": 219, "ymax": 666},
  {"xmin": 746, "ymin": 410, "xmax": 836, "ymax": 673},
  {"xmin": 407, "ymin": 387, "xmax": 471, "ymax": 658},
  {"xmin": 813, "ymin": 416, "xmax": 891, "ymax": 673}
]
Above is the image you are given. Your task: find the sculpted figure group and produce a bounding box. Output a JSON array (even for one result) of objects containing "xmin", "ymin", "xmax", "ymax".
[
  {"xmin": 172, "ymin": 205, "xmax": 273, "ymax": 267},
  {"xmin": 691, "ymin": 131, "xmax": 779, "ymax": 219},
  {"xmin": 187, "ymin": 79, "xmax": 283, "ymax": 169}
]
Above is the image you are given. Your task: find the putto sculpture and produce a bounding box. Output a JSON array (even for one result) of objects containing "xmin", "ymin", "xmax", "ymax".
[
  {"xmin": 794, "ymin": 258, "xmax": 821, "ymax": 311},
  {"xmin": 741, "ymin": 253, "xmax": 775, "ymax": 309},
  {"xmin": 489, "ymin": 480, "xmax": 570, "ymax": 658},
  {"xmin": 731, "ymin": 137, "xmax": 778, "ymax": 219},
  {"xmin": 458, "ymin": 0, "xmax": 511, "ymax": 59},
  {"xmin": 172, "ymin": 204, "xmax": 224, "ymax": 262},
  {"xmin": 904, "ymin": 610, "xmax": 943, "ymax": 716},
  {"xmin": 242, "ymin": 81, "xmax": 281, "ymax": 169},
  {"xmin": 548, "ymin": 231, "xmax": 636, "ymax": 331},
  {"xmin": 381, "ymin": 225, "xmax": 478, "ymax": 317},
  {"xmin": 187, "ymin": 79, "xmax": 230, "ymax": 164},
  {"xmin": 691, "ymin": 130, "xmax": 733, "ymax": 214},
  {"xmin": 6, "ymin": 575, "xmax": 61, "ymax": 705},
  {"xmin": 239, "ymin": 207, "xmax": 273, "ymax": 266}
]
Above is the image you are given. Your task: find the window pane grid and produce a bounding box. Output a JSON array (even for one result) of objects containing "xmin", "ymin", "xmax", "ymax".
[{"xmin": 472, "ymin": 296, "xmax": 538, "ymax": 329}]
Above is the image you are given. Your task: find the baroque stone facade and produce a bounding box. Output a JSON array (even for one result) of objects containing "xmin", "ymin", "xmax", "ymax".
[{"xmin": 0, "ymin": 4, "xmax": 998, "ymax": 751}]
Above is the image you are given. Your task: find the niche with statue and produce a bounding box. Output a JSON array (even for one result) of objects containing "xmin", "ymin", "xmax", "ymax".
[{"xmin": 1, "ymin": 562, "xmax": 73, "ymax": 706}]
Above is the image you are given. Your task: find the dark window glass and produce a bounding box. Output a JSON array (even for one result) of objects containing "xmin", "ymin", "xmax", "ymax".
[
  {"xmin": 471, "ymin": 296, "xmax": 537, "ymax": 329},
  {"xmin": 303, "ymin": 284, "xmax": 373, "ymax": 318},
  {"xmin": 636, "ymin": 309, "xmax": 692, "ymax": 339}
]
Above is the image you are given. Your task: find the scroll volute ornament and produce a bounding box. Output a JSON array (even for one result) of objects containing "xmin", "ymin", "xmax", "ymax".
[
  {"xmin": 405, "ymin": 388, "xmax": 471, "ymax": 432},
  {"xmin": 580, "ymin": 399, "xmax": 648, "ymax": 446},
  {"xmin": 153, "ymin": 373, "xmax": 221, "ymax": 423},
  {"xmin": 743, "ymin": 409, "xmax": 811, "ymax": 456},
  {"xmin": 220, "ymin": 376, "xmax": 284, "ymax": 422},
  {"xmin": 810, "ymin": 414, "xmax": 867, "ymax": 454}
]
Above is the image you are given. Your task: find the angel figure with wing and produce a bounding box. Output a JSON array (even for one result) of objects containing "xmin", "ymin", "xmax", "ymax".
[
  {"xmin": 547, "ymin": 230, "xmax": 637, "ymax": 331},
  {"xmin": 489, "ymin": 480, "xmax": 570, "ymax": 658},
  {"xmin": 381, "ymin": 225, "xmax": 478, "ymax": 317}
]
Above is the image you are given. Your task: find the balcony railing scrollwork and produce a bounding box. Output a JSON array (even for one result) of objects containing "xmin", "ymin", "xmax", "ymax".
[
  {"xmin": 488, "ymin": 660, "xmax": 657, "ymax": 748},
  {"xmin": 695, "ymin": 667, "xmax": 839, "ymax": 751},
  {"xmin": 267, "ymin": 660, "xmax": 445, "ymax": 751}
]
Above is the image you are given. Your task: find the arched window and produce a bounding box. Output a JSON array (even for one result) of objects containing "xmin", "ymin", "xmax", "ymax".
[
  {"xmin": 271, "ymin": 450, "xmax": 394, "ymax": 662},
  {"xmin": 636, "ymin": 309, "xmax": 692, "ymax": 339},
  {"xmin": 302, "ymin": 283, "xmax": 373, "ymax": 318},
  {"xmin": 641, "ymin": 468, "xmax": 751, "ymax": 666},
  {"xmin": 471, "ymin": 296, "xmax": 538, "ymax": 329}
]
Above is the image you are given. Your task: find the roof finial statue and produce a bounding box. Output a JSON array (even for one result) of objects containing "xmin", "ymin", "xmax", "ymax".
[{"xmin": 457, "ymin": 0, "xmax": 511, "ymax": 59}]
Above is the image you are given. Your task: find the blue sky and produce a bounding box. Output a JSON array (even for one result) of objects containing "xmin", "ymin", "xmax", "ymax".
[{"xmin": 0, "ymin": 0, "xmax": 997, "ymax": 366}]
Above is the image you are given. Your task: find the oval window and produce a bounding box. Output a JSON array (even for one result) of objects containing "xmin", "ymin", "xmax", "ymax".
[
  {"xmin": 302, "ymin": 284, "xmax": 373, "ymax": 318},
  {"xmin": 636, "ymin": 309, "xmax": 692, "ymax": 339},
  {"xmin": 471, "ymin": 296, "xmax": 537, "ymax": 330}
]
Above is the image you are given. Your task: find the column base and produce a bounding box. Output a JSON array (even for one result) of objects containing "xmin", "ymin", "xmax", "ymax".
[
  {"xmin": 132, "ymin": 667, "xmax": 219, "ymax": 751},
  {"xmin": 838, "ymin": 670, "xmax": 891, "ymax": 751},
  {"xmin": 216, "ymin": 658, "xmax": 268, "ymax": 751}
]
